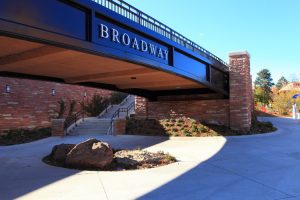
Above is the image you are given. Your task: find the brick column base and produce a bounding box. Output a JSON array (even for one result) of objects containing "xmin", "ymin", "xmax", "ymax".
[
  {"xmin": 113, "ymin": 119, "xmax": 126, "ymax": 135},
  {"xmin": 135, "ymin": 96, "xmax": 148, "ymax": 119},
  {"xmin": 51, "ymin": 119, "xmax": 65, "ymax": 137}
]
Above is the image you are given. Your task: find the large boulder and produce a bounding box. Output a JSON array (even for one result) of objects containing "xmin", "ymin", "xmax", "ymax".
[
  {"xmin": 50, "ymin": 144, "xmax": 75, "ymax": 164},
  {"xmin": 65, "ymin": 139, "xmax": 113, "ymax": 169}
]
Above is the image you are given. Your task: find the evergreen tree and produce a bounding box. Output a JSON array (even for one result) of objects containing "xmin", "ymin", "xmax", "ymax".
[
  {"xmin": 254, "ymin": 69, "xmax": 274, "ymax": 105},
  {"xmin": 275, "ymin": 76, "xmax": 289, "ymax": 90}
]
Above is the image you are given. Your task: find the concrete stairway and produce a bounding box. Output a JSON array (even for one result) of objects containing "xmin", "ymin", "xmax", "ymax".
[
  {"xmin": 68, "ymin": 95, "xmax": 135, "ymax": 136},
  {"xmin": 68, "ymin": 117, "xmax": 111, "ymax": 135}
]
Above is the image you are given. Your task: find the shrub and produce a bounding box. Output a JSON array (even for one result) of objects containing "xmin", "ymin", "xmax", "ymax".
[
  {"xmin": 109, "ymin": 92, "xmax": 128, "ymax": 105},
  {"xmin": 82, "ymin": 93, "xmax": 109, "ymax": 117},
  {"xmin": 172, "ymin": 128, "xmax": 178, "ymax": 132},
  {"xmin": 184, "ymin": 131, "xmax": 191, "ymax": 137},
  {"xmin": 177, "ymin": 119, "xmax": 184, "ymax": 123},
  {"xmin": 68, "ymin": 100, "xmax": 77, "ymax": 116},
  {"xmin": 272, "ymin": 90, "xmax": 299, "ymax": 115},
  {"xmin": 57, "ymin": 98, "xmax": 66, "ymax": 119},
  {"xmin": 198, "ymin": 125, "xmax": 208, "ymax": 132},
  {"xmin": 0, "ymin": 127, "xmax": 51, "ymax": 145},
  {"xmin": 164, "ymin": 153, "xmax": 176, "ymax": 162},
  {"xmin": 191, "ymin": 125, "xmax": 198, "ymax": 133},
  {"xmin": 176, "ymin": 123, "xmax": 183, "ymax": 127}
]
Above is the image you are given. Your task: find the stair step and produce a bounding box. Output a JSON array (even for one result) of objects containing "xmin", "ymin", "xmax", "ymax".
[
  {"xmin": 69, "ymin": 95, "xmax": 134, "ymax": 135},
  {"xmin": 72, "ymin": 128, "xmax": 108, "ymax": 131}
]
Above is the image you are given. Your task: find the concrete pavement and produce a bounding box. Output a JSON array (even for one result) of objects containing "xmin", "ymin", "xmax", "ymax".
[{"xmin": 1, "ymin": 117, "xmax": 300, "ymax": 200}]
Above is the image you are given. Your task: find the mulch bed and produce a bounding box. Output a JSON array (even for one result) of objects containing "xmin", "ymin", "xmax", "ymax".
[
  {"xmin": 126, "ymin": 117, "xmax": 277, "ymax": 137},
  {"xmin": 0, "ymin": 127, "xmax": 51, "ymax": 146}
]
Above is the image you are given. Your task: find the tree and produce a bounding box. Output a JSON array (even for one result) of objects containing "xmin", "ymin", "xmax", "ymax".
[
  {"xmin": 276, "ymin": 76, "xmax": 289, "ymax": 90},
  {"xmin": 81, "ymin": 94, "xmax": 109, "ymax": 117},
  {"xmin": 57, "ymin": 98, "xmax": 66, "ymax": 119},
  {"xmin": 109, "ymin": 92, "xmax": 128, "ymax": 105},
  {"xmin": 254, "ymin": 69, "xmax": 274, "ymax": 105},
  {"xmin": 272, "ymin": 90, "xmax": 300, "ymax": 115}
]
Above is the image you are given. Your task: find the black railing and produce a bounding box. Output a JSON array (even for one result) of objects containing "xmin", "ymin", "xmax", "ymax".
[
  {"xmin": 91, "ymin": 0, "xmax": 228, "ymax": 69},
  {"xmin": 64, "ymin": 111, "xmax": 85, "ymax": 131},
  {"xmin": 111, "ymin": 101, "xmax": 134, "ymax": 121},
  {"xmin": 108, "ymin": 101, "xmax": 135, "ymax": 134}
]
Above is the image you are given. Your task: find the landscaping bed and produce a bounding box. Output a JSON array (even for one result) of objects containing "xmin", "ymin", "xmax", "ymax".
[
  {"xmin": 0, "ymin": 127, "xmax": 51, "ymax": 146},
  {"xmin": 43, "ymin": 139, "xmax": 176, "ymax": 171},
  {"xmin": 126, "ymin": 117, "xmax": 277, "ymax": 137}
]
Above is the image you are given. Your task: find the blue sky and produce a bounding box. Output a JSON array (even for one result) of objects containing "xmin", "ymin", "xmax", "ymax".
[{"xmin": 125, "ymin": 0, "xmax": 300, "ymax": 83}]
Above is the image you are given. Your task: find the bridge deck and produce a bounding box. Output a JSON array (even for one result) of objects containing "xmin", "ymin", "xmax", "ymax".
[{"xmin": 0, "ymin": 0, "xmax": 229, "ymax": 100}]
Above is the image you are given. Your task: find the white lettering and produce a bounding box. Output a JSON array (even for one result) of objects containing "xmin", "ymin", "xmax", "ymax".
[
  {"xmin": 131, "ymin": 37, "xmax": 140, "ymax": 50},
  {"xmin": 122, "ymin": 33, "xmax": 130, "ymax": 46},
  {"xmin": 100, "ymin": 24, "xmax": 109, "ymax": 39},
  {"xmin": 112, "ymin": 28, "xmax": 120, "ymax": 43},
  {"xmin": 157, "ymin": 48, "xmax": 163, "ymax": 58},
  {"xmin": 148, "ymin": 43, "xmax": 157, "ymax": 56},
  {"xmin": 141, "ymin": 40, "xmax": 148, "ymax": 52},
  {"xmin": 98, "ymin": 23, "xmax": 167, "ymax": 61},
  {"xmin": 163, "ymin": 50, "xmax": 169, "ymax": 60}
]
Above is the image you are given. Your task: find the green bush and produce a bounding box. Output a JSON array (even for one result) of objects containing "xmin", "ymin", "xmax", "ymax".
[
  {"xmin": 68, "ymin": 100, "xmax": 77, "ymax": 116},
  {"xmin": 109, "ymin": 92, "xmax": 128, "ymax": 105},
  {"xmin": 172, "ymin": 128, "xmax": 178, "ymax": 132},
  {"xmin": 57, "ymin": 98, "xmax": 66, "ymax": 119},
  {"xmin": 198, "ymin": 125, "xmax": 208, "ymax": 132},
  {"xmin": 82, "ymin": 94, "xmax": 109, "ymax": 117},
  {"xmin": 184, "ymin": 130, "xmax": 191, "ymax": 137},
  {"xmin": 0, "ymin": 127, "xmax": 51, "ymax": 145},
  {"xmin": 191, "ymin": 125, "xmax": 198, "ymax": 132}
]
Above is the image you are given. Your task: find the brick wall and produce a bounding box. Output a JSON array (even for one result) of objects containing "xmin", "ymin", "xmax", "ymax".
[
  {"xmin": 135, "ymin": 97, "xmax": 230, "ymax": 126},
  {"xmin": 0, "ymin": 77, "xmax": 111, "ymax": 132}
]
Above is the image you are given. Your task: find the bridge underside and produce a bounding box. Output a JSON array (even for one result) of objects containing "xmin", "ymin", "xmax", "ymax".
[{"xmin": 0, "ymin": 36, "xmax": 224, "ymax": 100}]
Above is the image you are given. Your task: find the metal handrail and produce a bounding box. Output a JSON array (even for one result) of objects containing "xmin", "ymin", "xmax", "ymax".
[
  {"xmin": 91, "ymin": 0, "xmax": 229, "ymax": 69},
  {"xmin": 107, "ymin": 101, "xmax": 135, "ymax": 135},
  {"xmin": 64, "ymin": 111, "xmax": 85, "ymax": 131}
]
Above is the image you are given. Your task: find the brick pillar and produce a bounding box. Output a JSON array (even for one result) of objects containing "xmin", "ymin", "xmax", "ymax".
[
  {"xmin": 229, "ymin": 51, "xmax": 252, "ymax": 132},
  {"xmin": 135, "ymin": 96, "xmax": 148, "ymax": 119},
  {"xmin": 51, "ymin": 119, "xmax": 65, "ymax": 137},
  {"xmin": 113, "ymin": 119, "xmax": 126, "ymax": 135}
]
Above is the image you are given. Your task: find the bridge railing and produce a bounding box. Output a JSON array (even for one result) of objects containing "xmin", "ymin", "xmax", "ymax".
[{"xmin": 91, "ymin": 0, "xmax": 228, "ymax": 69}]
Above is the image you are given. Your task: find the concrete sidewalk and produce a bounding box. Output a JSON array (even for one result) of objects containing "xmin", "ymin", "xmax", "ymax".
[{"xmin": 1, "ymin": 117, "xmax": 300, "ymax": 200}]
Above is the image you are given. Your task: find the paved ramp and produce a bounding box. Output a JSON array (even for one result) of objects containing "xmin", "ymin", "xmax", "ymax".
[{"xmin": 1, "ymin": 117, "xmax": 300, "ymax": 200}]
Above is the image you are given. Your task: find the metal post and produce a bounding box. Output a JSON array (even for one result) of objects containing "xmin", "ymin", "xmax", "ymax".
[{"xmin": 293, "ymin": 104, "xmax": 297, "ymax": 119}]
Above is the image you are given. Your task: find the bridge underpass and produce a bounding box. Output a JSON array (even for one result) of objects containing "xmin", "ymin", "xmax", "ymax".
[
  {"xmin": 0, "ymin": 0, "xmax": 252, "ymax": 132},
  {"xmin": 0, "ymin": 35, "xmax": 223, "ymax": 101}
]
